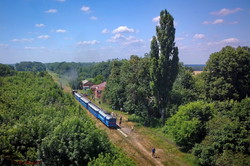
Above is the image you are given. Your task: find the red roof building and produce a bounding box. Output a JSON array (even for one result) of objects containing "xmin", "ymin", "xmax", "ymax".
[{"xmin": 91, "ymin": 82, "xmax": 106, "ymax": 98}]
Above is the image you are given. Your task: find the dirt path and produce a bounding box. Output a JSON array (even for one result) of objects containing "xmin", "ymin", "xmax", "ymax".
[{"xmin": 127, "ymin": 127, "xmax": 164, "ymax": 166}]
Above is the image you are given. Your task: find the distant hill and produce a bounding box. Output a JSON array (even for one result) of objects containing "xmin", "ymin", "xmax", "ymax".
[{"xmin": 185, "ymin": 64, "xmax": 205, "ymax": 71}]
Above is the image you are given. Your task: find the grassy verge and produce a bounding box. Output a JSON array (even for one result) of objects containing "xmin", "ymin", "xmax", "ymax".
[{"xmin": 92, "ymin": 100, "xmax": 198, "ymax": 165}]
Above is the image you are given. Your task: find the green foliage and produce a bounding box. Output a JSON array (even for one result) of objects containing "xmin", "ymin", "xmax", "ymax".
[
  {"xmin": 104, "ymin": 56, "xmax": 158, "ymax": 126},
  {"xmin": 0, "ymin": 64, "xmax": 15, "ymax": 76},
  {"xmin": 163, "ymin": 101, "xmax": 214, "ymax": 151},
  {"xmin": 15, "ymin": 61, "xmax": 46, "ymax": 72},
  {"xmin": 149, "ymin": 9, "xmax": 179, "ymax": 123},
  {"xmin": 193, "ymin": 72, "xmax": 206, "ymax": 100},
  {"xmin": 0, "ymin": 71, "xmax": 132, "ymax": 165},
  {"xmin": 41, "ymin": 117, "xmax": 111, "ymax": 165},
  {"xmin": 103, "ymin": 60, "xmax": 125, "ymax": 109},
  {"xmin": 192, "ymin": 98, "xmax": 250, "ymax": 166},
  {"xmin": 204, "ymin": 46, "xmax": 250, "ymax": 101},
  {"xmin": 88, "ymin": 151, "xmax": 136, "ymax": 166},
  {"xmin": 168, "ymin": 63, "xmax": 198, "ymax": 116},
  {"xmin": 93, "ymin": 74, "xmax": 104, "ymax": 84}
]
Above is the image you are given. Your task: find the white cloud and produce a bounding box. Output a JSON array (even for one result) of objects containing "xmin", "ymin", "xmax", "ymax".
[
  {"xmin": 152, "ymin": 16, "xmax": 160, "ymax": 22},
  {"xmin": 208, "ymin": 38, "xmax": 239, "ymax": 45},
  {"xmin": 55, "ymin": 0, "xmax": 65, "ymax": 2},
  {"xmin": 112, "ymin": 26, "xmax": 135, "ymax": 34},
  {"xmin": 193, "ymin": 34, "xmax": 205, "ymax": 39},
  {"xmin": 45, "ymin": 9, "xmax": 58, "ymax": 13},
  {"xmin": 55, "ymin": 29, "xmax": 67, "ymax": 33},
  {"xmin": 81, "ymin": 6, "xmax": 90, "ymax": 13},
  {"xmin": 213, "ymin": 19, "xmax": 224, "ymax": 24},
  {"xmin": 107, "ymin": 34, "xmax": 143, "ymax": 45},
  {"xmin": 35, "ymin": 24, "xmax": 45, "ymax": 27},
  {"xmin": 90, "ymin": 16, "xmax": 98, "ymax": 20},
  {"xmin": 24, "ymin": 46, "xmax": 45, "ymax": 50},
  {"xmin": 77, "ymin": 40, "xmax": 99, "ymax": 45},
  {"xmin": 203, "ymin": 19, "xmax": 224, "ymax": 25},
  {"xmin": 211, "ymin": 8, "xmax": 242, "ymax": 16},
  {"xmin": 101, "ymin": 28, "xmax": 109, "ymax": 34},
  {"xmin": 11, "ymin": 38, "xmax": 34, "ymax": 42},
  {"xmin": 37, "ymin": 35, "xmax": 50, "ymax": 39}
]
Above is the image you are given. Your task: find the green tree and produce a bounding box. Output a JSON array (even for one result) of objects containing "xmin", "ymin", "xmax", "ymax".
[
  {"xmin": 93, "ymin": 74, "xmax": 104, "ymax": 84},
  {"xmin": 204, "ymin": 46, "xmax": 250, "ymax": 101},
  {"xmin": 163, "ymin": 101, "xmax": 214, "ymax": 151},
  {"xmin": 41, "ymin": 117, "xmax": 111, "ymax": 165},
  {"xmin": 193, "ymin": 116, "xmax": 250, "ymax": 166},
  {"xmin": 88, "ymin": 152, "xmax": 135, "ymax": 166},
  {"xmin": 103, "ymin": 60, "xmax": 125, "ymax": 109},
  {"xmin": 168, "ymin": 63, "xmax": 198, "ymax": 116},
  {"xmin": 0, "ymin": 64, "xmax": 15, "ymax": 76},
  {"xmin": 15, "ymin": 61, "xmax": 46, "ymax": 72},
  {"xmin": 149, "ymin": 9, "xmax": 179, "ymax": 124},
  {"xmin": 193, "ymin": 98, "xmax": 250, "ymax": 166}
]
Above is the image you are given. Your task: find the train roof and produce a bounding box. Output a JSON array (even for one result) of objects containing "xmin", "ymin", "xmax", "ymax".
[
  {"xmin": 80, "ymin": 97, "xmax": 90, "ymax": 103},
  {"xmin": 99, "ymin": 110, "xmax": 115, "ymax": 120},
  {"xmin": 106, "ymin": 114, "xmax": 116, "ymax": 120},
  {"xmin": 98, "ymin": 110, "xmax": 107, "ymax": 117},
  {"xmin": 88, "ymin": 103, "xmax": 100, "ymax": 112},
  {"xmin": 75, "ymin": 93, "xmax": 81, "ymax": 98}
]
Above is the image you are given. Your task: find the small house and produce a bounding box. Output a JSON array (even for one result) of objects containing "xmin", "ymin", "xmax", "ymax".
[
  {"xmin": 82, "ymin": 80, "xmax": 94, "ymax": 90},
  {"xmin": 91, "ymin": 82, "xmax": 106, "ymax": 98}
]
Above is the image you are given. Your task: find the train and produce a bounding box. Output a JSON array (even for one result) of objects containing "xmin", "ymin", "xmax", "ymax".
[{"xmin": 73, "ymin": 91, "xmax": 117, "ymax": 128}]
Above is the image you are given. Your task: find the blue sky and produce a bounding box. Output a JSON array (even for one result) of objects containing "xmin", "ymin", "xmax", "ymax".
[{"xmin": 0, "ymin": 0, "xmax": 249, "ymax": 64}]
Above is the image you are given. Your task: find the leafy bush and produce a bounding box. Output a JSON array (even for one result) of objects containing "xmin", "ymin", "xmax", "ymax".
[
  {"xmin": 163, "ymin": 101, "xmax": 214, "ymax": 151},
  {"xmin": 193, "ymin": 98, "xmax": 250, "ymax": 165}
]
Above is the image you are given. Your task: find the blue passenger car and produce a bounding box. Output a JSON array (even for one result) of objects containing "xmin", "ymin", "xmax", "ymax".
[
  {"xmin": 97, "ymin": 110, "xmax": 116, "ymax": 127},
  {"xmin": 74, "ymin": 93, "xmax": 81, "ymax": 102},
  {"xmin": 73, "ymin": 91, "xmax": 116, "ymax": 128},
  {"xmin": 105, "ymin": 115, "xmax": 117, "ymax": 127},
  {"xmin": 80, "ymin": 96, "xmax": 90, "ymax": 109},
  {"xmin": 88, "ymin": 103, "xmax": 100, "ymax": 118}
]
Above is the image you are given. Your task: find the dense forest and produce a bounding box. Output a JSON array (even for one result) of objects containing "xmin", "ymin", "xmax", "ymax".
[{"xmin": 0, "ymin": 66, "xmax": 134, "ymax": 165}]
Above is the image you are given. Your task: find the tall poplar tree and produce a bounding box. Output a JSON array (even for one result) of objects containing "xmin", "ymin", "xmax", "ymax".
[{"xmin": 149, "ymin": 9, "xmax": 179, "ymax": 124}]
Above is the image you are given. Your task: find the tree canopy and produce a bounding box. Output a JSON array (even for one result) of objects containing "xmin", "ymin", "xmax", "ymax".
[
  {"xmin": 15, "ymin": 61, "xmax": 46, "ymax": 72},
  {"xmin": 204, "ymin": 46, "xmax": 250, "ymax": 101},
  {"xmin": 0, "ymin": 71, "xmax": 134, "ymax": 165}
]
